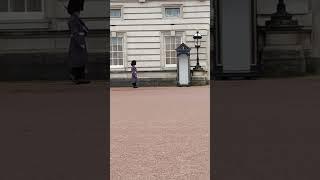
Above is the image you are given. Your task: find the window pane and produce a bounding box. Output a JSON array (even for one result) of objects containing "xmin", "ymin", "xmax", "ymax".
[
  {"xmin": 171, "ymin": 57, "xmax": 177, "ymax": 64},
  {"xmin": 171, "ymin": 38, "xmax": 175, "ymax": 45},
  {"xmin": 166, "ymin": 43, "xmax": 170, "ymax": 50},
  {"xmin": 176, "ymin": 36, "xmax": 181, "ymax": 44},
  {"xmin": 27, "ymin": 0, "xmax": 41, "ymax": 12},
  {"xmin": 117, "ymin": 37, "xmax": 122, "ymax": 45},
  {"xmin": 112, "ymin": 52, "xmax": 117, "ymax": 59},
  {"xmin": 111, "ymin": 9, "xmax": 121, "ymax": 18},
  {"xmin": 165, "ymin": 37, "xmax": 170, "ymax": 43},
  {"xmin": 166, "ymin": 51, "xmax": 170, "ymax": 58},
  {"xmin": 171, "ymin": 51, "xmax": 176, "ymax": 59},
  {"xmin": 117, "ymin": 45, "xmax": 122, "ymax": 51},
  {"xmin": 118, "ymin": 55, "xmax": 123, "ymax": 65},
  {"xmin": 166, "ymin": 57, "xmax": 170, "ymax": 64},
  {"xmin": 11, "ymin": 0, "xmax": 25, "ymax": 12},
  {"xmin": 111, "ymin": 37, "xmax": 117, "ymax": 45},
  {"xmin": 0, "ymin": 0, "xmax": 8, "ymax": 12},
  {"xmin": 165, "ymin": 8, "xmax": 180, "ymax": 17},
  {"xmin": 111, "ymin": 45, "xmax": 116, "ymax": 51}
]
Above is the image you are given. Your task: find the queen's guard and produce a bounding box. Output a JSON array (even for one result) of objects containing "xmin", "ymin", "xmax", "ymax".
[{"xmin": 67, "ymin": 0, "xmax": 90, "ymax": 84}]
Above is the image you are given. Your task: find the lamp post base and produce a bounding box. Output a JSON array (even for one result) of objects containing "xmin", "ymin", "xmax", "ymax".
[
  {"xmin": 191, "ymin": 67, "xmax": 207, "ymax": 86},
  {"xmin": 193, "ymin": 65, "xmax": 204, "ymax": 71}
]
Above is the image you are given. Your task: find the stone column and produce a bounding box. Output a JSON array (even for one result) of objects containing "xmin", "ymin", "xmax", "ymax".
[
  {"xmin": 312, "ymin": 0, "xmax": 320, "ymax": 59},
  {"xmin": 45, "ymin": 0, "xmax": 58, "ymax": 30}
]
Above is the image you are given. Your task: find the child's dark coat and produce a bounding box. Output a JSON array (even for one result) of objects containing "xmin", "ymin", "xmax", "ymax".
[{"xmin": 131, "ymin": 66, "xmax": 138, "ymax": 83}]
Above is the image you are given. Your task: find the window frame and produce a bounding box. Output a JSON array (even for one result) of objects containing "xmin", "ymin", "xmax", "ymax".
[
  {"xmin": 162, "ymin": 31, "xmax": 184, "ymax": 68},
  {"xmin": 110, "ymin": 7, "xmax": 122, "ymax": 19},
  {"xmin": 0, "ymin": 0, "xmax": 44, "ymax": 20},
  {"xmin": 163, "ymin": 5, "xmax": 182, "ymax": 19},
  {"xmin": 110, "ymin": 32, "xmax": 126, "ymax": 69}
]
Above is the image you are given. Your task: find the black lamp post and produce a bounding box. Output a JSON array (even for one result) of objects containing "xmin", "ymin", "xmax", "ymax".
[{"xmin": 193, "ymin": 31, "xmax": 203, "ymax": 70}]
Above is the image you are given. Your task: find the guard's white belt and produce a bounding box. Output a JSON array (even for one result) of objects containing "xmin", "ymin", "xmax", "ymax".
[{"xmin": 70, "ymin": 32, "xmax": 85, "ymax": 37}]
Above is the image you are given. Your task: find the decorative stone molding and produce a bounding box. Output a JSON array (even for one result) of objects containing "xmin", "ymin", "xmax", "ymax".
[{"xmin": 265, "ymin": 0, "xmax": 301, "ymax": 29}]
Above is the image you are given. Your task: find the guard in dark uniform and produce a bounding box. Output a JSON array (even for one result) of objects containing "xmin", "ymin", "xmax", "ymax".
[{"xmin": 67, "ymin": 0, "xmax": 90, "ymax": 84}]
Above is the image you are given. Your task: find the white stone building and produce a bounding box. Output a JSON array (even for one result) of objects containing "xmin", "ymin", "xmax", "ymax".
[{"xmin": 110, "ymin": 0, "xmax": 210, "ymax": 83}]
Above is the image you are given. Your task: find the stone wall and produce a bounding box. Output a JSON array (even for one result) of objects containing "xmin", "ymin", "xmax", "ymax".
[
  {"xmin": 310, "ymin": 0, "xmax": 320, "ymax": 73},
  {"xmin": 0, "ymin": 0, "xmax": 107, "ymax": 81},
  {"xmin": 0, "ymin": 52, "xmax": 107, "ymax": 81},
  {"xmin": 110, "ymin": 0, "xmax": 210, "ymax": 81}
]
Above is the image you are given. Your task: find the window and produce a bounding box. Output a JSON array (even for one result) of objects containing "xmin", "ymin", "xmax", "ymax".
[
  {"xmin": 0, "ymin": 0, "xmax": 42, "ymax": 12},
  {"xmin": 163, "ymin": 31, "xmax": 183, "ymax": 66},
  {"xmin": 110, "ymin": 32, "xmax": 125, "ymax": 67},
  {"xmin": 165, "ymin": 7, "xmax": 180, "ymax": 17},
  {"xmin": 0, "ymin": 0, "xmax": 43, "ymax": 20},
  {"xmin": 0, "ymin": 1, "xmax": 8, "ymax": 12},
  {"xmin": 111, "ymin": 9, "xmax": 121, "ymax": 18}
]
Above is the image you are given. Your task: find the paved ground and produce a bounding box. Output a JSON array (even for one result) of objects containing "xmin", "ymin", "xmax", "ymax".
[
  {"xmin": 0, "ymin": 81, "xmax": 108, "ymax": 180},
  {"xmin": 213, "ymin": 78, "xmax": 320, "ymax": 180},
  {"xmin": 3, "ymin": 77, "xmax": 320, "ymax": 180},
  {"xmin": 111, "ymin": 86, "xmax": 210, "ymax": 180}
]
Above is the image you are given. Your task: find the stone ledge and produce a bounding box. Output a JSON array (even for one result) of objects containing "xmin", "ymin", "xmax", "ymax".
[
  {"xmin": 191, "ymin": 76, "xmax": 208, "ymax": 86},
  {"xmin": 306, "ymin": 58, "xmax": 320, "ymax": 74},
  {"xmin": 111, "ymin": 78, "xmax": 209, "ymax": 87},
  {"xmin": 0, "ymin": 53, "xmax": 107, "ymax": 81},
  {"xmin": 111, "ymin": 78, "xmax": 177, "ymax": 87}
]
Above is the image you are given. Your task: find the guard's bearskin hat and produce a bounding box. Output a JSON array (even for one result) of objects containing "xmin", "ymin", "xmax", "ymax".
[{"xmin": 67, "ymin": 0, "xmax": 85, "ymax": 15}]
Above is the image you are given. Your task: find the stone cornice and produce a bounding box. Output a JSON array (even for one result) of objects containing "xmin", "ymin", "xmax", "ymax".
[{"xmin": 0, "ymin": 29, "xmax": 107, "ymax": 38}]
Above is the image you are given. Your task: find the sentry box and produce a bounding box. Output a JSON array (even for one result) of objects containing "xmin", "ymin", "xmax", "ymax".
[{"xmin": 176, "ymin": 43, "xmax": 191, "ymax": 86}]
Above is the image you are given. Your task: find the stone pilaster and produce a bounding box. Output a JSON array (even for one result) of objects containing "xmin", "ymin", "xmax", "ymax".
[{"xmin": 312, "ymin": 0, "xmax": 320, "ymax": 58}]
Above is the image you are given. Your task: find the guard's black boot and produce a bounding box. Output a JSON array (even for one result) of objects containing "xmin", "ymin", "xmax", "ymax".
[
  {"xmin": 79, "ymin": 80, "xmax": 91, "ymax": 84},
  {"xmin": 70, "ymin": 74, "xmax": 80, "ymax": 84},
  {"xmin": 78, "ymin": 71, "xmax": 91, "ymax": 84}
]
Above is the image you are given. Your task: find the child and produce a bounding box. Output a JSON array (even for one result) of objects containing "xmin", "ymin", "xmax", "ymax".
[{"xmin": 131, "ymin": 60, "xmax": 138, "ymax": 88}]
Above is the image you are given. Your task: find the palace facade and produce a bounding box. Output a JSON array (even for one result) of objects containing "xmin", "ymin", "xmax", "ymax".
[{"xmin": 110, "ymin": 0, "xmax": 211, "ymax": 84}]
